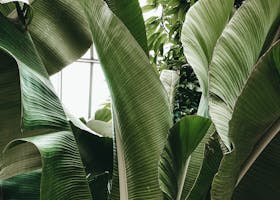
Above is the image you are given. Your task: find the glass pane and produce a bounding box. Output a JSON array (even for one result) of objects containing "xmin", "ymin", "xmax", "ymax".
[
  {"xmin": 61, "ymin": 62, "xmax": 91, "ymax": 119},
  {"xmin": 50, "ymin": 72, "xmax": 61, "ymax": 97},
  {"xmin": 90, "ymin": 64, "xmax": 110, "ymax": 118},
  {"xmin": 81, "ymin": 47, "xmax": 91, "ymax": 59}
]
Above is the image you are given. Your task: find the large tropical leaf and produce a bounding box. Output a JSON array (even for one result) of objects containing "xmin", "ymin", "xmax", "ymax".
[
  {"xmin": 211, "ymin": 41, "xmax": 280, "ymax": 199},
  {"xmin": 159, "ymin": 116, "xmax": 222, "ymax": 200},
  {"xmin": 28, "ymin": 0, "xmax": 92, "ymax": 74},
  {"xmin": 209, "ymin": 0, "xmax": 280, "ymax": 150},
  {"xmin": 181, "ymin": 0, "xmax": 234, "ymax": 117},
  {"xmin": 0, "ymin": 0, "xmax": 149, "ymax": 75},
  {"xmin": 0, "ymin": 14, "xmax": 68, "ymax": 152},
  {"xmin": 0, "ymin": 14, "xmax": 92, "ymax": 199},
  {"xmin": 181, "ymin": 0, "xmax": 280, "ymax": 199},
  {"xmin": 80, "ymin": 0, "xmax": 172, "ymax": 199},
  {"xmin": 0, "ymin": 0, "xmax": 92, "ymax": 75}
]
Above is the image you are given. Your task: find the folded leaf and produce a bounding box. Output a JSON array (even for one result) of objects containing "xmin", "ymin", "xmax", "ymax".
[
  {"xmin": 186, "ymin": 133, "xmax": 223, "ymax": 200},
  {"xmin": 70, "ymin": 121, "xmax": 113, "ymax": 176},
  {"xmin": 158, "ymin": 116, "xmax": 212, "ymax": 200},
  {"xmin": 1, "ymin": 131, "xmax": 92, "ymax": 200},
  {"xmin": 80, "ymin": 0, "xmax": 172, "ymax": 198},
  {"xmin": 211, "ymin": 41, "xmax": 280, "ymax": 199},
  {"xmin": 181, "ymin": 0, "xmax": 234, "ymax": 117},
  {"xmin": 209, "ymin": 0, "xmax": 280, "ymax": 149},
  {"xmin": 0, "ymin": 170, "xmax": 41, "ymax": 200},
  {"xmin": 0, "ymin": 14, "xmax": 92, "ymax": 199}
]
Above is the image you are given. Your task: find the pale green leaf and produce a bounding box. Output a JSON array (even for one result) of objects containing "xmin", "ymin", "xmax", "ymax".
[
  {"xmin": 94, "ymin": 107, "xmax": 112, "ymax": 122},
  {"xmin": 87, "ymin": 120, "xmax": 112, "ymax": 138},
  {"xmin": 209, "ymin": 0, "xmax": 280, "ymax": 149},
  {"xmin": 181, "ymin": 0, "xmax": 234, "ymax": 117},
  {"xmin": 160, "ymin": 70, "xmax": 180, "ymax": 113}
]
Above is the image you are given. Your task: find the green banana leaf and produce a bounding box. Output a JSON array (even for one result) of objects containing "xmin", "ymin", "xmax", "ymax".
[
  {"xmin": 0, "ymin": 0, "xmax": 149, "ymax": 75},
  {"xmin": 28, "ymin": 0, "xmax": 92, "ymax": 74},
  {"xmin": 1, "ymin": 131, "xmax": 92, "ymax": 199},
  {"xmin": 181, "ymin": 0, "xmax": 234, "ymax": 118},
  {"xmin": 80, "ymin": 0, "xmax": 172, "ymax": 199},
  {"xmin": 105, "ymin": 0, "xmax": 148, "ymax": 54},
  {"xmin": 209, "ymin": 0, "xmax": 280, "ymax": 152},
  {"xmin": 185, "ymin": 133, "xmax": 222, "ymax": 200},
  {"xmin": 181, "ymin": 0, "xmax": 280, "ymax": 199},
  {"xmin": 233, "ymin": 134, "xmax": 280, "ymax": 200},
  {"xmin": 0, "ymin": 14, "xmax": 68, "ymax": 152},
  {"xmin": 0, "ymin": 3, "xmax": 15, "ymax": 16},
  {"xmin": 211, "ymin": 41, "xmax": 280, "ymax": 199},
  {"xmin": 0, "ymin": 14, "xmax": 92, "ymax": 199},
  {"xmin": 159, "ymin": 116, "xmax": 222, "ymax": 200},
  {"xmin": 0, "ymin": 170, "xmax": 41, "ymax": 200}
]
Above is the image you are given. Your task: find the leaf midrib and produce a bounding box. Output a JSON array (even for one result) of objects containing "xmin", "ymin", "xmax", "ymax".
[{"xmin": 236, "ymin": 117, "xmax": 280, "ymax": 186}]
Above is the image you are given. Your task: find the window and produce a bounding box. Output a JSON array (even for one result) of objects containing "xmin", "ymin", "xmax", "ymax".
[{"xmin": 50, "ymin": 47, "xmax": 110, "ymax": 120}]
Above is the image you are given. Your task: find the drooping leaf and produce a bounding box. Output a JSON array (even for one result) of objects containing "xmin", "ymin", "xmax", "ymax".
[
  {"xmin": 211, "ymin": 41, "xmax": 280, "ymax": 199},
  {"xmin": 0, "ymin": 0, "xmax": 92, "ymax": 75},
  {"xmin": 1, "ymin": 131, "xmax": 92, "ymax": 200},
  {"xmin": 209, "ymin": 0, "xmax": 280, "ymax": 150},
  {"xmin": 0, "ymin": 50, "xmax": 23, "ymax": 152},
  {"xmin": 29, "ymin": 0, "xmax": 92, "ymax": 74},
  {"xmin": 80, "ymin": 0, "xmax": 172, "ymax": 199},
  {"xmin": 0, "ymin": 14, "xmax": 69, "ymax": 152},
  {"xmin": 0, "ymin": 170, "xmax": 41, "ymax": 200},
  {"xmin": 158, "ymin": 116, "xmax": 212, "ymax": 200},
  {"xmin": 0, "ymin": 14, "xmax": 92, "ymax": 199},
  {"xmin": 181, "ymin": 0, "xmax": 234, "ymax": 117}
]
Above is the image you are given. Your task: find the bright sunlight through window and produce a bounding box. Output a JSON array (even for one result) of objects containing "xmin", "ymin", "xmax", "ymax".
[{"xmin": 50, "ymin": 47, "xmax": 110, "ymax": 120}]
